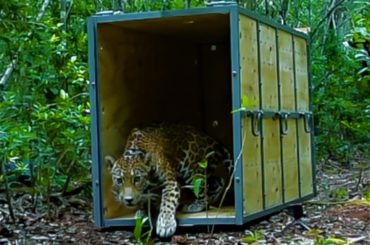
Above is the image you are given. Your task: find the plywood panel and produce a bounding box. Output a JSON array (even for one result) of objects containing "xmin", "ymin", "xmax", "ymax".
[
  {"xmin": 278, "ymin": 30, "xmax": 300, "ymax": 202},
  {"xmin": 298, "ymin": 120, "xmax": 313, "ymax": 196},
  {"xmin": 242, "ymin": 119, "xmax": 263, "ymax": 214},
  {"xmin": 113, "ymin": 13, "xmax": 230, "ymax": 43},
  {"xmin": 240, "ymin": 16, "xmax": 263, "ymax": 214},
  {"xmin": 260, "ymin": 24, "xmax": 278, "ymax": 110},
  {"xmin": 294, "ymin": 37, "xmax": 309, "ymax": 111},
  {"xmin": 282, "ymin": 120, "xmax": 299, "ymax": 202},
  {"xmin": 294, "ymin": 36, "xmax": 313, "ymax": 197},
  {"xmin": 278, "ymin": 31, "xmax": 295, "ymax": 111},
  {"xmin": 259, "ymin": 24, "xmax": 282, "ymax": 207},
  {"xmin": 202, "ymin": 44, "xmax": 233, "ymax": 150},
  {"xmin": 240, "ymin": 15, "xmax": 260, "ymax": 110},
  {"xmin": 263, "ymin": 118, "xmax": 282, "ymax": 207}
]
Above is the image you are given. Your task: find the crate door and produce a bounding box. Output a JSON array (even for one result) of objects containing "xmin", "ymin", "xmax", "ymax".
[{"xmin": 239, "ymin": 14, "xmax": 314, "ymax": 217}]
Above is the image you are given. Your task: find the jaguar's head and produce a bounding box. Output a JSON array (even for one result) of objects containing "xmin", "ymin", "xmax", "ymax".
[{"xmin": 105, "ymin": 149, "xmax": 151, "ymax": 207}]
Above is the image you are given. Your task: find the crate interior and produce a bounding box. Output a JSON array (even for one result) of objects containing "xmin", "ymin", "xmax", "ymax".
[{"xmin": 96, "ymin": 13, "xmax": 235, "ymax": 221}]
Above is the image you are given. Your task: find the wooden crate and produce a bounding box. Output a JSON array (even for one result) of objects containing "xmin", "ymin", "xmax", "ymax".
[{"xmin": 88, "ymin": 5, "xmax": 315, "ymax": 228}]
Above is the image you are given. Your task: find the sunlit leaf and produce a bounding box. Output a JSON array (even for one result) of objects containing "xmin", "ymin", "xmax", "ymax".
[{"xmin": 192, "ymin": 178, "xmax": 203, "ymax": 198}]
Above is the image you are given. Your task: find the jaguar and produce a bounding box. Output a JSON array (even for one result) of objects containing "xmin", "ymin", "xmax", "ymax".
[{"xmin": 105, "ymin": 123, "xmax": 233, "ymax": 238}]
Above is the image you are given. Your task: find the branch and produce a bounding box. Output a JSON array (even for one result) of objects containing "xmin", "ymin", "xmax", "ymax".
[
  {"xmin": 310, "ymin": 0, "xmax": 346, "ymax": 39},
  {"xmin": 0, "ymin": 0, "xmax": 51, "ymax": 85},
  {"xmin": 211, "ymin": 130, "xmax": 246, "ymax": 235}
]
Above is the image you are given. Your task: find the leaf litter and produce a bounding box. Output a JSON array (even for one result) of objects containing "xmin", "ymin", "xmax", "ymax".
[{"xmin": 0, "ymin": 160, "xmax": 369, "ymax": 245}]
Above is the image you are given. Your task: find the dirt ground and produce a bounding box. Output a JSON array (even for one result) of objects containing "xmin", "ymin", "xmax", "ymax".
[{"xmin": 0, "ymin": 163, "xmax": 369, "ymax": 244}]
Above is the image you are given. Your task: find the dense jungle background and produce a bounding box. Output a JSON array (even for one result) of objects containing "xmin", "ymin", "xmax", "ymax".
[{"xmin": 0, "ymin": 0, "xmax": 369, "ymax": 244}]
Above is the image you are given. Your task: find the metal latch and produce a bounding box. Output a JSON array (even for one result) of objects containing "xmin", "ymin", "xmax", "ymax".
[
  {"xmin": 301, "ymin": 112, "xmax": 313, "ymax": 133},
  {"xmin": 279, "ymin": 112, "xmax": 289, "ymax": 136}
]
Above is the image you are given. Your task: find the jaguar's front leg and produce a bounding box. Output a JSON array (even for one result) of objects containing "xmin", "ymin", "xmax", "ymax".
[{"xmin": 156, "ymin": 179, "xmax": 180, "ymax": 238}]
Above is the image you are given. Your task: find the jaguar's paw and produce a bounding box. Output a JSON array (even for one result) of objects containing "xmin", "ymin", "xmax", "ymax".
[{"xmin": 156, "ymin": 212, "xmax": 177, "ymax": 238}]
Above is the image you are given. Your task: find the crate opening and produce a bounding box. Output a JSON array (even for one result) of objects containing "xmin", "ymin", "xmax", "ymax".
[{"xmin": 97, "ymin": 13, "xmax": 235, "ymax": 220}]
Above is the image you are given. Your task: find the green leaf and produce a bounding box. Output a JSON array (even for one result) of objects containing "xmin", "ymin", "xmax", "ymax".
[
  {"xmin": 325, "ymin": 237, "xmax": 347, "ymax": 245},
  {"xmin": 231, "ymin": 95, "xmax": 257, "ymax": 114},
  {"xmin": 198, "ymin": 161, "xmax": 208, "ymax": 169},
  {"xmin": 192, "ymin": 178, "xmax": 203, "ymax": 198},
  {"xmin": 241, "ymin": 95, "xmax": 256, "ymax": 108},
  {"xmin": 134, "ymin": 215, "xmax": 148, "ymax": 242},
  {"xmin": 59, "ymin": 89, "xmax": 68, "ymax": 99},
  {"xmin": 242, "ymin": 230, "xmax": 264, "ymax": 243}
]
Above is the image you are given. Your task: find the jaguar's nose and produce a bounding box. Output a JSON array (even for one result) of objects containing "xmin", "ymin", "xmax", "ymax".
[{"xmin": 124, "ymin": 197, "xmax": 134, "ymax": 205}]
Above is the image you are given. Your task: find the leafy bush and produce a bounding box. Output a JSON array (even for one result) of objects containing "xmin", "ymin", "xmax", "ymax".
[
  {"xmin": 312, "ymin": 2, "xmax": 370, "ymax": 161},
  {"xmin": 0, "ymin": 1, "xmax": 92, "ymax": 211}
]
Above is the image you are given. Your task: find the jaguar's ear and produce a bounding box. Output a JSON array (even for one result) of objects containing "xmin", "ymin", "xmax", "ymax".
[{"xmin": 105, "ymin": 155, "xmax": 116, "ymax": 170}]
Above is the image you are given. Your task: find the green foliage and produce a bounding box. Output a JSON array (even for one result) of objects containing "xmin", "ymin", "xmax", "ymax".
[
  {"xmin": 192, "ymin": 177, "xmax": 204, "ymax": 198},
  {"xmin": 363, "ymin": 186, "xmax": 370, "ymax": 201},
  {"xmin": 315, "ymin": 237, "xmax": 347, "ymax": 245},
  {"xmin": 119, "ymin": 0, "xmax": 204, "ymax": 12},
  {"xmin": 311, "ymin": 1, "xmax": 370, "ymax": 161},
  {"xmin": 242, "ymin": 230, "xmax": 264, "ymax": 244},
  {"xmin": 134, "ymin": 213, "xmax": 150, "ymax": 245},
  {"xmin": 231, "ymin": 95, "xmax": 257, "ymax": 114},
  {"xmin": 192, "ymin": 160, "xmax": 208, "ymax": 198},
  {"xmin": 0, "ymin": 0, "xmax": 91, "ymax": 211},
  {"xmin": 330, "ymin": 187, "xmax": 348, "ymax": 201}
]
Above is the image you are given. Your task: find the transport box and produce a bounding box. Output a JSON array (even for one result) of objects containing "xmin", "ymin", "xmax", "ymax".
[{"xmin": 87, "ymin": 5, "xmax": 315, "ymax": 228}]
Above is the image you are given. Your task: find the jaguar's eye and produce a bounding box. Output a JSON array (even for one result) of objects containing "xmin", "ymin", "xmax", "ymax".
[
  {"xmin": 133, "ymin": 176, "xmax": 141, "ymax": 183},
  {"xmin": 116, "ymin": 177, "xmax": 123, "ymax": 184}
]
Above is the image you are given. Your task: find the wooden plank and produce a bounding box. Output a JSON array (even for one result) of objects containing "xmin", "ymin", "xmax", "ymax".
[
  {"xmin": 282, "ymin": 120, "xmax": 299, "ymax": 202},
  {"xmin": 259, "ymin": 23, "xmax": 282, "ymax": 207},
  {"xmin": 278, "ymin": 30, "xmax": 299, "ymax": 202},
  {"xmin": 294, "ymin": 37, "xmax": 309, "ymax": 111},
  {"xmin": 260, "ymin": 24, "xmax": 278, "ymax": 110},
  {"xmin": 239, "ymin": 15, "xmax": 260, "ymax": 110},
  {"xmin": 263, "ymin": 118, "xmax": 282, "ymax": 207},
  {"xmin": 240, "ymin": 15, "xmax": 263, "ymax": 215},
  {"xmin": 278, "ymin": 31, "xmax": 295, "ymax": 111},
  {"xmin": 294, "ymin": 36, "xmax": 313, "ymax": 197},
  {"xmin": 242, "ymin": 119, "xmax": 263, "ymax": 214},
  {"xmin": 298, "ymin": 120, "xmax": 313, "ymax": 197}
]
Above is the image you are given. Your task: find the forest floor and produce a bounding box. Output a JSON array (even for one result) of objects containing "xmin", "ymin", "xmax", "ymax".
[{"xmin": 0, "ymin": 159, "xmax": 369, "ymax": 245}]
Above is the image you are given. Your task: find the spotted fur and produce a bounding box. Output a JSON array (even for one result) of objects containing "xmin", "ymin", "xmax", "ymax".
[{"xmin": 105, "ymin": 123, "xmax": 233, "ymax": 238}]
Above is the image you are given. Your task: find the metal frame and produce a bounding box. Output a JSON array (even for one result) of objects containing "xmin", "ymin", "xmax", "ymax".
[
  {"xmin": 292, "ymin": 35, "xmax": 302, "ymax": 199},
  {"xmin": 88, "ymin": 17, "xmax": 104, "ymax": 228},
  {"xmin": 255, "ymin": 20, "xmax": 267, "ymax": 211},
  {"xmin": 307, "ymin": 37, "xmax": 317, "ymax": 196},
  {"xmin": 275, "ymin": 28, "xmax": 286, "ymax": 205},
  {"xmin": 88, "ymin": 5, "xmax": 315, "ymax": 229},
  {"xmin": 229, "ymin": 7, "xmax": 244, "ymax": 225}
]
